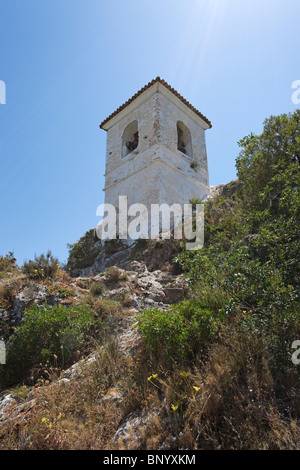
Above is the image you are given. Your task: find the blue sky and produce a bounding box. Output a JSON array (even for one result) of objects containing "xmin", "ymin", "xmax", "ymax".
[{"xmin": 0, "ymin": 0, "xmax": 299, "ymax": 265}]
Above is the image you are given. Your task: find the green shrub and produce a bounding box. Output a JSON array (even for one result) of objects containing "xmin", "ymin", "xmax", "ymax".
[
  {"xmin": 137, "ymin": 300, "xmax": 225, "ymax": 360},
  {"xmin": 76, "ymin": 278, "xmax": 91, "ymax": 289},
  {"xmin": 0, "ymin": 303, "xmax": 101, "ymax": 387},
  {"xmin": 189, "ymin": 197, "xmax": 203, "ymax": 208},
  {"xmin": 191, "ymin": 280, "xmax": 230, "ymax": 311},
  {"xmin": 89, "ymin": 282, "xmax": 105, "ymax": 297},
  {"xmin": 0, "ymin": 252, "xmax": 19, "ymax": 279},
  {"xmin": 58, "ymin": 287, "xmax": 76, "ymax": 299},
  {"xmin": 22, "ymin": 251, "xmax": 59, "ymax": 280},
  {"xmin": 67, "ymin": 229, "xmax": 101, "ymax": 271},
  {"xmin": 175, "ymin": 110, "xmax": 300, "ymax": 372},
  {"xmin": 104, "ymin": 238, "xmax": 125, "ymax": 255},
  {"xmin": 47, "ymin": 284, "xmax": 76, "ymax": 299}
]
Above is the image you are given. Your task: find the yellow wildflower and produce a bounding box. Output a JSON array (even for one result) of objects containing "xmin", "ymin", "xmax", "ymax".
[{"xmin": 147, "ymin": 373, "xmax": 158, "ymax": 381}]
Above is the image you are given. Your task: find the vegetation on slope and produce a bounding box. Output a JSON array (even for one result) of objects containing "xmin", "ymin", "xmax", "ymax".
[
  {"xmin": 136, "ymin": 110, "xmax": 300, "ymax": 448},
  {"xmin": 0, "ymin": 110, "xmax": 299, "ymax": 449}
]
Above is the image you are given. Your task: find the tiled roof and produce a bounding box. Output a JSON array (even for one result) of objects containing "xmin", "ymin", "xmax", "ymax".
[{"xmin": 99, "ymin": 77, "xmax": 212, "ymax": 129}]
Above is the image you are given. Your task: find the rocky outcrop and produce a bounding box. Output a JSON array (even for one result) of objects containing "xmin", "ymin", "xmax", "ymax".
[
  {"xmin": 0, "ymin": 279, "xmax": 81, "ymax": 336},
  {"xmin": 87, "ymin": 261, "xmax": 188, "ymax": 310},
  {"xmin": 209, "ymin": 179, "xmax": 241, "ymax": 200},
  {"xmin": 1, "ymin": 180, "xmax": 242, "ymax": 446},
  {"xmin": 0, "ymin": 258, "xmax": 189, "ymax": 434},
  {"xmin": 67, "ymin": 227, "xmax": 181, "ymax": 279}
]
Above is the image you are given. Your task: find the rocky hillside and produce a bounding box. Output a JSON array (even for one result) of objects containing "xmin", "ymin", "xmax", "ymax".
[
  {"xmin": 0, "ymin": 261, "xmax": 189, "ymax": 449},
  {"xmin": 0, "ymin": 181, "xmax": 244, "ymax": 450},
  {"xmin": 0, "ymin": 110, "xmax": 299, "ymax": 450}
]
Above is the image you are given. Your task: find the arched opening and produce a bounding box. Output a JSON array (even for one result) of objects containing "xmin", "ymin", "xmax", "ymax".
[
  {"xmin": 122, "ymin": 120, "xmax": 139, "ymax": 158},
  {"xmin": 177, "ymin": 121, "xmax": 193, "ymax": 158}
]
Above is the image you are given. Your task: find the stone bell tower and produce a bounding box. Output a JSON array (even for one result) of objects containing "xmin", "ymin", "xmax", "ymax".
[{"xmin": 100, "ymin": 77, "xmax": 211, "ymax": 213}]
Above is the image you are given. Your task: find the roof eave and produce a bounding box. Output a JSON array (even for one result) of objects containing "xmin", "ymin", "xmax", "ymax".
[{"xmin": 99, "ymin": 77, "xmax": 212, "ymax": 131}]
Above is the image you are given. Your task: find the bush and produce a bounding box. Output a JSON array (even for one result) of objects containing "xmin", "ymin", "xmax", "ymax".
[
  {"xmin": 0, "ymin": 252, "xmax": 19, "ymax": 280},
  {"xmin": 76, "ymin": 278, "xmax": 92, "ymax": 289},
  {"xmin": 191, "ymin": 280, "xmax": 230, "ymax": 311},
  {"xmin": 47, "ymin": 284, "xmax": 77, "ymax": 299},
  {"xmin": 236, "ymin": 110, "xmax": 300, "ymax": 213},
  {"xmin": 0, "ymin": 275, "xmax": 27, "ymax": 312},
  {"xmin": 93, "ymin": 299, "xmax": 121, "ymax": 318},
  {"xmin": 175, "ymin": 110, "xmax": 300, "ymax": 374},
  {"xmin": 67, "ymin": 229, "xmax": 101, "ymax": 272},
  {"xmin": 137, "ymin": 300, "xmax": 225, "ymax": 360},
  {"xmin": 0, "ymin": 303, "xmax": 101, "ymax": 387},
  {"xmin": 89, "ymin": 282, "xmax": 105, "ymax": 297},
  {"xmin": 104, "ymin": 238, "xmax": 126, "ymax": 256},
  {"xmin": 22, "ymin": 251, "xmax": 59, "ymax": 280},
  {"xmin": 105, "ymin": 266, "xmax": 128, "ymax": 283}
]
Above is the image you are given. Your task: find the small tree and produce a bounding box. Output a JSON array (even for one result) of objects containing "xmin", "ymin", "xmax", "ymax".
[
  {"xmin": 22, "ymin": 250, "xmax": 59, "ymax": 280},
  {"xmin": 236, "ymin": 109, "xmax": 300, "ymax": 212}
]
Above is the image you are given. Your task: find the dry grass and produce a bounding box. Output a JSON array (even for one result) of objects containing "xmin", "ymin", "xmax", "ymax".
[
  {"xmin": 105, "ymin": 267, "xmax": 128, "ymax": 284},
  {"xmin": 109, "ymin": 325, "xmax": 300, "ymax": 450},
  {"xmin": 75, "ymin": 278, "xmax": 92, "ymax": 290},
  {"xmin": 88, "ymin": 298, "xmax": 122, "ymax": 320},
  {"xmin": 0, "ymin": 340, "xmax": 131, "ymax": 450},
  {"xmin": 89, "ymin": 281, "xmax": 106, "ymax": 297},
  {"xmin": 1, "ymin": 323, "xmax": 300, "ymax": 450},
  {"xmin": 138, "ymin": 328, "xmax": 300, "ymax": 450},
  {"xmin": 54, "ymin": 268, "xmax": 72, "ymax": 283},
  {"xmin": 121, "ymin": 294, "xmax": 133, "ymax": 308},
  {"xmin": 0, "ymin": 275, "xmax": 28, "ymax": 310}
]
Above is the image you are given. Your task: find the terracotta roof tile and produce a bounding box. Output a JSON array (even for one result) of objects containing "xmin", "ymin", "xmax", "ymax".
[{"xmin": 99, "ymin": 77, "xmax": 212, "ymax": 129}]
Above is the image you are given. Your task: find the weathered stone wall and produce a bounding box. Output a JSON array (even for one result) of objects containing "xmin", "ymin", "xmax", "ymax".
[
  {"xmin": 104, "ymin": 90, "xmax": 160, "ymax": 175},
  {"xmin": 103, "ymin": 83, "xmax": 210, "ymax": 224},
  {"xmin": 157, "ymin": 89, "xmax": 209, "ymax": 174}
]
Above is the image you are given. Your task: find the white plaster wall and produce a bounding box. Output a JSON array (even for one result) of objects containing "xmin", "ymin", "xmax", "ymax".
[
  {"xmin": 104, "ymin": 159, "xmax": 208, "ymax": 235},
  {"xmin": 157, "ymin": 89, "xmax": 209, "ymax": 173},
  {"xmin": 104, "ymin": 91, "xmax": 160, "ymax": 175},
  {"xmin": 104, "ymin": 158, "xmax": 208, "ymax": 209},
  {"xmin": 103, "ymin": 84, "xmax": 210, "ymax": 219}
]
